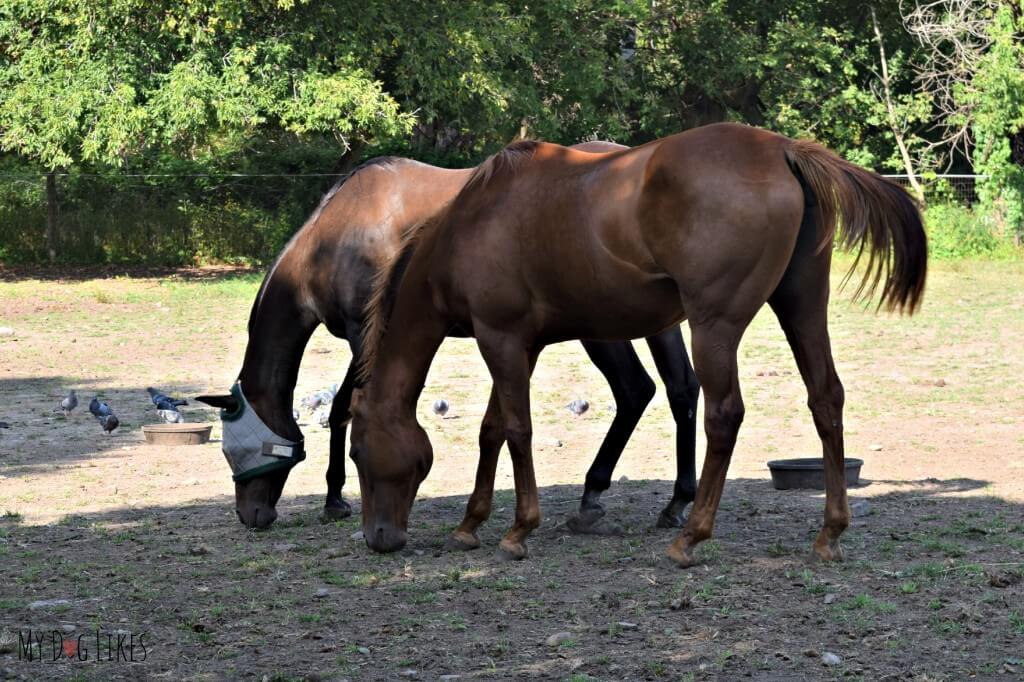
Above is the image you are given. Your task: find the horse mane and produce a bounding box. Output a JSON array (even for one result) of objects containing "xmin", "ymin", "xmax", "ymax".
[
  {"xmin": 462, "ymin": 139, "xmax": 540, "ymax": 192},
  {"xmin": 356, "ymin": 140, "xmax": 540, "ymax": 381},
  {"xmin": 247, "ymin": 156, "xmax": 402, "ymax": 334},
  {"xmin": 357, "ymin": 218, "xmax": 430, "ymax": 382}
]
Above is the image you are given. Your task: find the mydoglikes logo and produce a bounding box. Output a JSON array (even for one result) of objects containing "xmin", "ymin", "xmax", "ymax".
[{"xmin": 5, "ymin": 628, "xmax": 147, "ymax": 663}]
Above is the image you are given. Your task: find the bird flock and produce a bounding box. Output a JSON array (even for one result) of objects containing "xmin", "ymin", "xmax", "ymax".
[
  {"xmin": 46, "ymin": 387, "xmax": 191, "ymax": 435},
  {"xmin": 26, "ymin": 386, "xmax": 593, "ymax": 439}
]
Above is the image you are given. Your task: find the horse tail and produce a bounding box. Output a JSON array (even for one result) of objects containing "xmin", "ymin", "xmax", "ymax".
[{"xmin": 784, "ymin": 139, "xmax": 927, "ymax": 314}]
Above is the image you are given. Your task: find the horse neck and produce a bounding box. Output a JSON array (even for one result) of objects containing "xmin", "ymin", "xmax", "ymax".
[
  {"xmin": 366, "ymin": 276, "xmax": 449, "ymax": 419},
  {"xmin": 239, "ymin": 275, "xmax": 318, "ymax": 438}
]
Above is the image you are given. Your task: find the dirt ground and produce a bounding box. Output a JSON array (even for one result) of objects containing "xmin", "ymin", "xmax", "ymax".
[{"xmin": 1, "ymin": 259, "xmax": 1023, "ymax": 681}]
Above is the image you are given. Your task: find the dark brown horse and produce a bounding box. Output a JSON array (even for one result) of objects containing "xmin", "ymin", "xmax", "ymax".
[
  {"xmin": 197, "ymin": 142, "xmax": 702, "ymax": 535},
  {"xmin": 351, "ymin": 122, "xmax": 927, "ymax": 565}
]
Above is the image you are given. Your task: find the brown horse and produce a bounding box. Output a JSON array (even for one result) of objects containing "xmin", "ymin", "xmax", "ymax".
[
  {"xmin": 351, "ymin": 122, "xmax": 926, "ymax": 565},
  {"xmin": 196, "ymin": 142, "xmax": 703, "ymax": 535}
]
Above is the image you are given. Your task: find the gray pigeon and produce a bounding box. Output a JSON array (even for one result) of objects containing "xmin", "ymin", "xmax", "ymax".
[
  {"xmin": 89, "ymin": 397, "xmax": 120, "ymax": 434},
  {"xmin": 57, "ymin": 389, "xmax": 78, "ymax": 417},
  {"xmin": 147, "ymin": 387, "xmax": 188, "ymax": 411},
  {"xmin": 567, "ymin": 399, "xmax": 589, "ymax": 417},
  {"xmin": 301, "ymin": 384, "xmax": 339, "ymax": 413},
  {"xmin": 315, "ymin": 406, "xmax": 331, "ymax": 428},
  {"xmin": 432, "ymin": 399, "xmax": 450, "ymax": 417},
  {"xmin": 157, "ymin": 409, "xmax": 184, "ymax": 424}
]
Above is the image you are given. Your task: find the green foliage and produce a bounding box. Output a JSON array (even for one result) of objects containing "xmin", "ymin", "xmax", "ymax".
[
  {"xmin": 969, "ymin": 5, "xmax": 1024, "ymax": 241},
  {"xmin": 0, "ymin": 0, "xmax": 1022, "ymax": 264},
  {"xmin": 924, "ymin": 203, "xmax": 1020, "ymax": 260}
]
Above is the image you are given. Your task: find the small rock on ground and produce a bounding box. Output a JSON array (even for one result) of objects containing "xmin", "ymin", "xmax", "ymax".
[
  {"xmin": 823, "ymin": 593, "xmax": 837, "ymax": 604},
  {"xmin": 398, "ymin": 669, "xmax": 417, "ymax": 678},
  {"xmin": 545, "ymin": 631, "xmax": 573, "ymax": 647},
  {"xmin": 29, "ymin": 598, "xmax": 71, "ymax": 610},
  {"xmin": 850, "ymin": 500, "xmax": 872, "ymax": 518},
  {"xmin": 273, "ymin": 543, "xmax": 297, "ymax": 552},
  {"xmin": 822, "ymin": 652, "xmax": 842, "ymax": 666},
  {"xmin": 616, "ymin": 621, "xmax": 639, "ymax": 630},
  {"xmin": 351, "ymin": 530, "xmax": 364, "ymax": 541}
]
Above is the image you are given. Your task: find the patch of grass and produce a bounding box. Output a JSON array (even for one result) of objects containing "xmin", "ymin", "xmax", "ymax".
[
  {"xmin": 899, "ymin": 581, "xmax": 919, "ymax": 594},
  {"xmin": 412, "ymin": 591, "xmax": 437, "ymax": 605},
  {"xmin": 645, "ymin": 660, "xmax": 667, "ymax": 677},
  {"xmin": 1010, "ymin": 611, "xmax": 1024, "ymax": 635},
  {"xmin": 914, "ymin": 533, "xmax": 967, "ymax": 557},
  {"xmin": 840, "ymin": 594, "xmax": 897, "ymax": 613},
  {"xmin": 700, "ymin": 540, "xmax": 722, "ymax": 561}
]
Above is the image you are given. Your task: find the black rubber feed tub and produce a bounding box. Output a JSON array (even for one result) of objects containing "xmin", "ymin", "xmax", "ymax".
[{"xmin": 767, "ymin": 457, "xmax": 863, "ymax": 490}]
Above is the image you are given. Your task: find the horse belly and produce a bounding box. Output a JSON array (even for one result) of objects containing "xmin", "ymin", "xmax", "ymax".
[{"xmin": 539, "ymin": 276, "xmax": 684, "ymax": 344}]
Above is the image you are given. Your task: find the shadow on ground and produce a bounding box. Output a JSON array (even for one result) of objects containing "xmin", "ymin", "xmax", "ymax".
[
  {"xmin": 0, "ymin": 264, "xmax": 260, "ymax": 283},
  {"xmin": 0, "ymin": 377, "xmax": 220, "ymax": 476},
  {"xmin": 2, "ymin": 477, "xmax": 1022, "ymax": 681}
]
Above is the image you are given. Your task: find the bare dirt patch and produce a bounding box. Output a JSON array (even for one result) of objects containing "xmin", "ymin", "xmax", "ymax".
[{"xmin": 1, "ymin": 260, "xmax": 1023, "ymax": 680}]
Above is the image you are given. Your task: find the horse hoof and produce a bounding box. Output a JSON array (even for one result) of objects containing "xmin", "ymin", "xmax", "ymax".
[
  {"xmin": 665, "ymin": 540, "xmax": 699, "ymax": 568},
  {"xmin": 655, "ymin": 509, "xmax": 686, "ymax": 529},
  {"xmin": 811, "ymin": 540, "xmax": 845, "ymax": 563},
  {"xmin": 496, "ymin": 540, "xmax": 528, "ymax": 561},
  {"xmin": 443, "ymin": 531, "xmax": 481, "ymax": 552},
  {"xmin": 320, "ymin": 500, "xmax": 353, "ymax": 523},
  {"xmin": 567, "ymin": 508, "xmax": 620, "ymax": 535}
]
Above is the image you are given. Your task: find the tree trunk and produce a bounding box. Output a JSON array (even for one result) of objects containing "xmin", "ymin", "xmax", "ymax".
[
  {"xmin": 872, "ymin": 8, "xmax": 926, "ymax": 205},
  {"xmin": 45, "ymin": 171, "xmax": 59, "ymax": 263}
]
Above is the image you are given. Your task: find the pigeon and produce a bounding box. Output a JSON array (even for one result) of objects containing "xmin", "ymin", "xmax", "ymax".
[
  {"xmin": 432, "ymin": 399, "xmax": 450, "ymax": 418},
  {"xmin": 567, "ymin": 399, "xmax": 589, "ymax": 417},
  {"xmin": 0, "ymin": 421, "xmax": 10, "ymax": 429},
  {"xmin": 315, "ymin": 406, "xmax": 331, "ymax": 428},
  {"xmin": 301, "ymin": 384, "xmax": 339, "ymax": 413},
  {"xmin": 89, "ymin": 397, "xmax": 120, "ymax": 434},
  {"xmin": 147, "ymin": 387, "xmax": 188, "ymax": 412},
  {"xmin": 157, "ymin": 408, "xmax": 184, "ymax": 424},
  {"xmin": 55, "ymin": 389, "xmax": 78, "ymax": 417}
]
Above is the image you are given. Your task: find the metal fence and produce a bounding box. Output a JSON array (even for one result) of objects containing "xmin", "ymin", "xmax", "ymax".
[{"xmin": 882, "ymin": 174, "xmax": 985, "ymax": 206}]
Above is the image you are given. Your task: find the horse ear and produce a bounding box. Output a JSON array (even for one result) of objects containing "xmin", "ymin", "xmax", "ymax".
[
  {"xmin": 195, "ymin": 394, "xmax": 239, "ymax": 411},
  {"xmin": 350, "ymin": 388, "xmax": 366, "ymax": 418}
]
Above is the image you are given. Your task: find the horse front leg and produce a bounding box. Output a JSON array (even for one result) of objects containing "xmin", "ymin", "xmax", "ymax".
[
  {"xmin": 474, "ymin": 327, "xmax": 541, "ymax": 561},
  {"xmin": 445, "ymin": 387, "xmax": 505, "ymax": 551}
]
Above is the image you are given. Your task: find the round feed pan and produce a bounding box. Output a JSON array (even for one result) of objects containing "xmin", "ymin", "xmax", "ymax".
[
  {"xmin": 766, "ymin": 457, "xmax": 863, "ymax": 490},
  {"xmin": 142, "ymin": 423, "xmax": 212, "ymax": 446}
]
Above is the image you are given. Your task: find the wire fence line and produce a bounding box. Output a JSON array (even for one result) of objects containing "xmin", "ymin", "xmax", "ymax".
[{"xmin": 882, "ymin": 174, "xmax": 986, "ymax": 205}]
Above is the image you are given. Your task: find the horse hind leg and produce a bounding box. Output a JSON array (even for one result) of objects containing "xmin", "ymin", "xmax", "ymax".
[
  {"xmin": 666, "ymin": 321, "xmax": 745, "ymax": 567},
  {"xmin": 769, "ymin": 253, "xmax": 849, "ymax": 562},
  {"xmin": 322, "ymin": 359, "xmax": 356, "ymax": 521},
  {"xmin": 646, "ymin": 326, "xmax": 701, "ymax": 528},
  {"xmin": 567, "ymin": 340, "xmax": 655, "ymax": 535}
]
